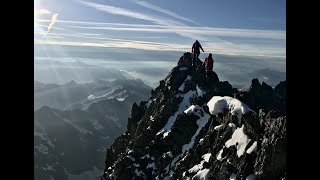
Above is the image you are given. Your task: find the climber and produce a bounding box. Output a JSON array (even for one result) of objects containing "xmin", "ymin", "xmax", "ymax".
[
  {"xmin": 192, "ymin": 40, "xmax": 204, "ymax": 67},
  {"xmin": 203, "ymin": 53, "xmax": 214, "ymax": 78}
]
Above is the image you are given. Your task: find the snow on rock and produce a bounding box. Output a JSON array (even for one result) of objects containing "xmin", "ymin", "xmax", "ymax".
[
  {"xmin": 216, "ymin": 148, "xmax": 224, "ymax": 161},
  {"xmin": 87, "ymin": 94, "xmax": 96, "ymax": 100},
  {"xmin": 178, "ymin": 75, "xmax": 192, "ymax": 91},
  {"xmin": 184, "ymin": 105, "xmax": 202, "ymax": 117},
  {"xmin": 207, "ymin": 96, "xmax": 254, "ymax": 124},
  {"xmin": 188, "ymin": 153, "xmax": 211, "ymax": 173},
  {"xmin": 228, "ymin": 123, "xmax": 236, "ymax": 133},
  {"xmin": 133, "ymin": 163, "xmax": 140, "ymax": 167},
  {"xmin": 196, "ymin": 84, "xmax": 205, "ymax": 97},
  {"xmin": 141, "ymin": 154, "xmax": 150, "ymax": 159},
  {"xmin": 180, "ymin": 67, "xmax": 188, "ymax": 71},
  {"xmin": 146, "ymin": 99, "xmax": 152, "ymax": 108},
  {"xmin": 214, "ymin": 124, "xmax": 224, "ymax": 131},
  {"xmin": 127, "ymin": 155, "xmax": 135, "ymax": 161},
  {"xmin": 157, "ymin": 90, "xmax": 197, "ymax": 138},
  {"xmin": 168, "ymin": 107, "xmax": 211, "ymax": 176},
  {"xmin": 225, "ymin": 125, "xmax": 251, "ymax": 157},
  {"xmin": 246, "ymin": 174, "xmax": 256, "ymax": 180},
  {"xmin": 134, "ymin": 169, "xmax": 145, "ymax": 177},
  {"xmin": 146, "ymin": 162, "xmax": 156, "ymax": 169},
  {"xmin": 246, "ymin": 141, "xmax": 257, "ymax": 154},
  {"xmin": 192, "ymin": 168, "xmax": 210, "ymax": 180},
  {"xmin": 230, "ymin": 173, "xmax": 237, "ymax": 180}
]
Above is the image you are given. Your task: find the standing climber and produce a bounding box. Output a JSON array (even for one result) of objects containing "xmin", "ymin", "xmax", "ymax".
[
  {"xmin": 204, "ymin": 53, "xmax": 214, "ymax": 77},
  {"xmin": 192, "ymin": 40, "xmax": 204, "ymax": 67}
]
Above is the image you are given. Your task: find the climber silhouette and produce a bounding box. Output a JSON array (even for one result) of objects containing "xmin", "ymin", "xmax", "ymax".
[
  {"xmin": 192, "ymin": 40, "xmax": 204, "ymax": 67},
  {"xmin": 203, "ymin": 53, "xmax": 214, "ymax": 78}
]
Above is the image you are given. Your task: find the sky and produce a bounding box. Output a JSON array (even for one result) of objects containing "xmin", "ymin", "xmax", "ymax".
[{"xmin": 34, "ymin": 0, "xmax": 286, "ymax": 86}]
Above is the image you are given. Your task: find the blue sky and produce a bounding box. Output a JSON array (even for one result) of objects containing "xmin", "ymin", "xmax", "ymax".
[{"xmin": 34, "ymin": 0, "xmax": 286, "ymax": 58}]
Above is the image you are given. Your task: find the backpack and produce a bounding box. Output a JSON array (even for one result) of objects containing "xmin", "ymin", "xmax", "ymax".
[{"xmin": 205, "ymin": 57, "xmax": 213, "ymax": 71}]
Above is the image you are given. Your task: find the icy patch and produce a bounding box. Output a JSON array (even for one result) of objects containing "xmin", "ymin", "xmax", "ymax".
[
  {"xmin": 196, "ymin": 84, "xmax": 205, "ymax": 97},
  {"xmin": 246, "ymin": 141, "xmax": 257, "ymax": 154},
  {"xmin": 214, "ymin": 124, "xmax": 224, "ymax": 131},
  {"xmin": 207, "ymin": 96, "xmax": 254, "ymax": 124},
  {"xmin": 225, "ymin": 125, "xmax": 251, "ymax": 157},
  {"xmin": 178, "ymin": 75, "xmax": 192, "ymax": 91},
  {"xmin": 180, "ymin": 67, "xmax": 188, "ymax": 71},
  {"xmin": 192, "ymin": 168, "xmax": 210, "ymax": 180},
  {"xmin": 157, "ymin": 90, "xmax": 197, "ymax": 138},
  {"xmin": 230, "ymin": 173, "xmax": 237, "ymax": 180},
  {"xmin": 246, "ymin": 174, "xmax": 256, "ymax": 180},
  {"xmin": 133, "ymin": 163, "xmax": 140, "ymax": 167}
]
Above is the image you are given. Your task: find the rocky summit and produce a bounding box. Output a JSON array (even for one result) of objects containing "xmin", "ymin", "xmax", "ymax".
[{"xmin": 101, "ymin": 52, "xmax": 286, "ymax": 180}]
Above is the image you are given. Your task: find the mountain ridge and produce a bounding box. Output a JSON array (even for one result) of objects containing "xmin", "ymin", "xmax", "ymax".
[{"xmin": 101, "ymin": 52, "xmax": 286, "ymax": 180}]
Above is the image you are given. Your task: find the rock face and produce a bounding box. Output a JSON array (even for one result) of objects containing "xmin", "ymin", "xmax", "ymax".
[{"xmin": 101, "ymin": 53, "xmax": 286, "ymax": 180}]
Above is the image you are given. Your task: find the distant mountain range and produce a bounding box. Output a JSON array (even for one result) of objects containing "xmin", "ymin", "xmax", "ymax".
[
  {"xmin": 34, "ymin": 60, "xmax": 134, "ymax": 85},
  {"xmin": 34, "ymin": 79, "xmax": 152, "ymax": 180},
  {"xmin": 34, "ymin": 78, "xmax": 150, "ymax": 111}
]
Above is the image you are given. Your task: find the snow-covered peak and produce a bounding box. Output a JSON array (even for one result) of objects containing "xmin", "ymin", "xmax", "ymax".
[{"xmin": 207, "ymin": 96, "xmax": 254, "ymax": 124}]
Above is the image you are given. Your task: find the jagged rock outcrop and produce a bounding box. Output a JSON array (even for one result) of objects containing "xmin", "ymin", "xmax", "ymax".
[{"xmin": 101, "ymin": 53, "xmax": 286, "ymax": 180}]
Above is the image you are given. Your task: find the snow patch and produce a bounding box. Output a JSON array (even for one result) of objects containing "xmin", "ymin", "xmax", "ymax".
[
  {"xmin": 146, "ymin": 100, "xmax": 152, "ymax": 108},
  {"xmin": 225, "ymin": 125, "xmax": 251, "ymax": 157},
  {"xmin": 168, "ymin": 107, "xmax": 210, "ymax": 176},
  {"xmin": 246, "ymin": 174, "xmax": 256, "ymax": 180},
  {"xmin": 157, "ymin": 90, "xmax": 197, "ymax": 138},
  {"xmin": 214, "ymin": 124, "xmax": 224, "ymax": 131},
  {"xmin": 184, "ymin": 105, "xmax": 202, "ymax": 117},
  {"xmin": 34, "ymin": 144, "xmax": 48, "ymax": 155},
  {"xmin": 133, "ymin": 163, "xmax": 140, "ymax": 167},
  {"xmin": 217, "ymin": 148, "xmax": 224, "ymax": 161},
  {"xmin": 141, "ymin": 154, "xmax": 150, "ymax": 159},
  {"xmin": 188, "ymin": 153, "xmax": 211, "ymax": 173},
  {"xmin": 178, "ymin": 75, "xmax": 192, "ymax": 91},
  {"xmin": 134, "ymin": 169, "xmax": 145, "ymax": 177},
  {"xmin": 207, "ymin": 96, "xmax": 254, "ymax": 124},
  {"xmin": 230, "ymin": 173, "xmax": 237, "ymax": 180},
  {"xmin": 192, "ymin": 168, "xmax": 210, "ymax": 180},
  {"xmin": 196, "ymin": 84, "xmax": 205, "ymax": 97},
  {"xmin": 246, "ymin": 141, "xmax": 257, "ymax": 154},
  {"xmin": 146, "ymin": 162, "xmax": 156, "ymax": 169},
  {"xmin": 127, "ymin": 155, "xmax": 135, "ymax": 161}
]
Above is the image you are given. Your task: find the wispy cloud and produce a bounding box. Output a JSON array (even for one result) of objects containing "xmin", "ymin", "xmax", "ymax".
[
  {"xmin": 78, "ymin": 0, "xmax": 205, "ymax": 40},
  {"xmin": 35, "ymin": 1, "xmax": 285, "ymax": 58},
  {"xmin": 66, "ymin": 24, "xmax": 285, "ymax": 40},
  {"xmin": 134, "ymin": 0, "xmax": 201, "ymax": 26}
]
